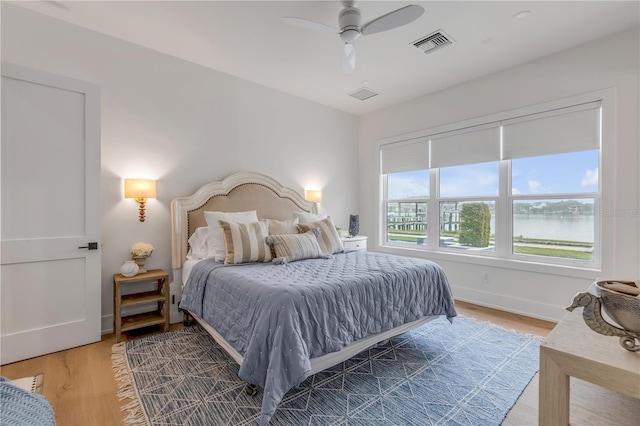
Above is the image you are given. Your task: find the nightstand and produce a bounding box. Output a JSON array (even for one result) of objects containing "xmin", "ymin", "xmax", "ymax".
[
  {"xmin": 113, "ymin": 269, "xmax": 169, "ymax": 343},
  {"xmin": 341, "ymin": 235, "xmax": 368, "ymax": 251}
]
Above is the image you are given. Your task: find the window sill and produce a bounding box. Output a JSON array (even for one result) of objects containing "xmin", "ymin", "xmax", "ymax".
[{"xmin": 376, "ymin": 244, "xmax": 601, "ymax": 279}]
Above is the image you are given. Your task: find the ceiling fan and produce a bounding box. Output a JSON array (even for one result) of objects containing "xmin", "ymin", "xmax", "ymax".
[{"xmin": 283, "ymin": 1, "xmax": 425, "ymax": 73}]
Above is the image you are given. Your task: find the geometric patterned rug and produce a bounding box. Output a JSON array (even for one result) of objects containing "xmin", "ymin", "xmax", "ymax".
[{"xmin": 112, "ymin": 316, "xmax": 541, "ymax": 425}]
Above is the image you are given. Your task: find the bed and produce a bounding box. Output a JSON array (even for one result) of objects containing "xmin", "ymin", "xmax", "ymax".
[{"xmin": 171, "ymin": 171, "xmax": 457, "ymax": 425}]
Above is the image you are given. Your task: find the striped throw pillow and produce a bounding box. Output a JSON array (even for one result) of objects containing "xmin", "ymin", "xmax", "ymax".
[
  {"xmin": 266, "ymin": 230, "xmax": 325, "ymax": 263},
  {"xmin": 297, "ymin": 216, "xmax": 344, "ymax": 255},
  {"xmin": 218, "ymin": 220, "xmax": 272, "ymax": 264}
]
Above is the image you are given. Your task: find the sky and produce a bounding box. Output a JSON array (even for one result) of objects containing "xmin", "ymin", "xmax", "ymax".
[
  {"xmin": 387, "ymin": 150, "xmax": 599, "ymax": 199},
  {"xmin": 511, "ymin": 150, "xmax": 598, "ymax": 196}
]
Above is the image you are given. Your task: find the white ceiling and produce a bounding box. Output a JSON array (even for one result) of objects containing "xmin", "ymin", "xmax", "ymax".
[{"xmin": 12, "ymin": 1, "xmax": 640, "ymax": 116}]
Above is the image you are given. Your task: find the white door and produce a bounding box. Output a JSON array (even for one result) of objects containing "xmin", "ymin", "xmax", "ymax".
[{"xmin": 1, "ymin": 63, "xmax": 101, "ymax": 364}]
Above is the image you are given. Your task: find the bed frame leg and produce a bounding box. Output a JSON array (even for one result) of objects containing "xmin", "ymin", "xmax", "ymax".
[
  {"xmin": 182, "ymin": 312, "xmax": 194, "ymax": 326},
  {"xmin": 245, "ymin": 384, "xmax": 258, "ymax": 397}
]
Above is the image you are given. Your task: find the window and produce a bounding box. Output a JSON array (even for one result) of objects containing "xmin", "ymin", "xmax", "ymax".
[
  {"xmin": 439, "ymin": 161, "xmax": 498, "ymax": 252},
  {"xmin": 379, "ymin": 100, "xmax": 601, "ymax": 267},
  {"xmin": 440, "ymin": 162, "xmax": 499, "ymax": 198},
  {"xmin": 439, "ymin": 200, "xmax": 496, "ymax": 251},
  {"xmin": 381, "ymin": 139, "xmax": 429, "ymax": 246},
  {"xmin": 511, "ymin": 151, "xmax": 599, "ymax": 196},
  {"xmin": 511, "ymin": 150, "xmax": 598, "ymax": 261},
  {"xmin": 512, "ymin": 198, "xmax": 595, "ymax": 261},
  {"xmin": 385, "ymin": 170, "xmax": 428, "ymax": 246}
]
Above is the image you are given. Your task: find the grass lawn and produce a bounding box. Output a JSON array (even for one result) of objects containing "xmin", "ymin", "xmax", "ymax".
[
  {"xmin": 513, "ymin": 245, "xmax": 593, "ymax": 260},
  {"xmin": 388, "ymin": 230, "xmax": 592, "ymax": 260}
]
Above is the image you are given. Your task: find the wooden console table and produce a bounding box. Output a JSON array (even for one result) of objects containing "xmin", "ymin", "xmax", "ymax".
[{"xmin": 539, "ymin": 305, "xmax": 640, "ymax": 425}]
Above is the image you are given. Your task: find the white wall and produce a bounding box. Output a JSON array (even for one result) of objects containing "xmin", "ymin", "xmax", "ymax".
[
  {"xmin": 2, "ymin": 4, "xmax": 359, "ymax": 332},
  {"xmin": 359, "ymin": 28, "xmax": 640, "ymax": 322}
]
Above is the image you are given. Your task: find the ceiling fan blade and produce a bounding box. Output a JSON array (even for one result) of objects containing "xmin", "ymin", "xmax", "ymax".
[
  {"xmin": 342, "ymin": 42, "xmax": 356, "ymax": 73},
  {"xmin": 360, "ymin": 4, "xmax": 425, "ymax": 36},
  {"xmin": 282, "ymin": 17, "xmax": 339, "ymax": 33}
]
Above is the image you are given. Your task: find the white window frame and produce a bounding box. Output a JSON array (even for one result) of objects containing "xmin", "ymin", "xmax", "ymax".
[{"xmin": 376, "ymin": 89, "xmax": 612, "ymax": 277}]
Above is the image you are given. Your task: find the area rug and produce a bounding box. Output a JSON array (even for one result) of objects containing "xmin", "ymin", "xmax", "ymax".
[{"xmin": 112, "ymin": 316, "xmax": 541, "ymax": 425}]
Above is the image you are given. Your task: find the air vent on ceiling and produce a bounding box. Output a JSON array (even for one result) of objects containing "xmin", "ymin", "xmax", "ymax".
[
  {"xmin": 348, "ymin": 87, "xmax": 379, "ymax": 101},
  {"xmin": 412, "ymin": 30, "xmax": 453, "ymax": 54}
]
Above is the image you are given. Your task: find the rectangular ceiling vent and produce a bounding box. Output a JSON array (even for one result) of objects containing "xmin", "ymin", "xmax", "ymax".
[
  {"xmin": 348, "ymin": 87, "xmax": 379, "ymax": 101},
  {"xmin": 412, "ymin": 30, "xmax": 453, "ymax": 54}
]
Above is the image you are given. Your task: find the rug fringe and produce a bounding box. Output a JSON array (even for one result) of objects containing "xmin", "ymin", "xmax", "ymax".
[{"xmin": 111, "ymin": 342, "xmax": 150, "ymax": 426}]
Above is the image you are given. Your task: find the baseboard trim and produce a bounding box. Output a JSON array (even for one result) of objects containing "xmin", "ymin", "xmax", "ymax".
[{"xmin": 451, "ymin": 285, "xmax": 563, "ymax": 323}]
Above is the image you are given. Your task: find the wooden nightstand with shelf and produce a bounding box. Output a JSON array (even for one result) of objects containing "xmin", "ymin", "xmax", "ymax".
[
  {"xmin": 113, "ymin": 269, "xmax": 169, "ymax": 343},
  {"xmin": 341, "ymin": 235, "xmax": 368, "ymax": 252}
]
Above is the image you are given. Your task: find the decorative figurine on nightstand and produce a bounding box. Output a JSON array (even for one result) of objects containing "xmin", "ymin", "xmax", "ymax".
[
  {"xmin": 566, "ymin": 280, "xmax": 640, "ymax": 352},
  {"xmin": 348, "ymin": 214, "xmax": 359, "ymax": 237}
]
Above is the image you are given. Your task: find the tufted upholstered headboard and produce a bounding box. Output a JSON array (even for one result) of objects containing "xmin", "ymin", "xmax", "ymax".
[{"xmin": 170, "ymin": 171, "xmax": 317, "ymax": 270}]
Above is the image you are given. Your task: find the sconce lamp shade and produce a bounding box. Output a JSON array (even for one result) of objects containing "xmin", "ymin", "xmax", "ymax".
[
  {"xmin": 305, "ymin": 189, "xmax": 322, "ymax": 204},
  {"xmin": 124, "ymin": 179, "xmax": 157, "ymax": 199},
  {"xmin": 124, "ymin": 178, "xmax": 156, "ymax": 222}
]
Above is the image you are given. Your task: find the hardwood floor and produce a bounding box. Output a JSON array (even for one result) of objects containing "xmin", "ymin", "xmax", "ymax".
[{"xmin": 1, "ymin": 301, "xmax": 637, "ymax": 425}]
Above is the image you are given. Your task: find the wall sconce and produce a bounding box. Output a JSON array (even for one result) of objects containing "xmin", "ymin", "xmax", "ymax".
[
  {"xmin": 124, "ymin": 178, "xmax": 157, "ymax": 222},
  {"xmin": 305, "ymin": 189, "xmax": 322, "ymax": 204}
]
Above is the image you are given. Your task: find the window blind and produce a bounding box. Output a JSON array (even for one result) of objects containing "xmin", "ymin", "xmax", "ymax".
[
  {"xmin": 380, "ymin": 138, "xmax": 429, "ymax": 174},
  {"xmin": 502, "ymin": 101, "xmax": 600, "ymax": 159},
  {"xmin": 430, "ymin": 123, "xmax": 501, "ymax": 168}
]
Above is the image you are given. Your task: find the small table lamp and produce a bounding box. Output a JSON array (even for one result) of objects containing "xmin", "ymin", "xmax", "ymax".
[{"xmin": 124, "ymin": 178, "xmax": 157, "ymax": 222}]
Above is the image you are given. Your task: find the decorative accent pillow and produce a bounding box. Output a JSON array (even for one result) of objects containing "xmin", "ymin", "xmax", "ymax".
[
  {"xmin": 266, "ymin": 230, "xmax": 325, "ymax": 263},
  {"xmin": 218, "ymin": 220, "xmax": 272, "ymax": 265},
  {"xmin": 186, "ymin": 227, "xmax": 216, "ymax": 260},
  {"xmin": 292, "ymin": 211, "xmax": 327, "ymax": 224},
  {"xmin": 204, "ymin": 210, "xmax": 258, "ymax": 261},
  {"xmin": 297, "ymin": 216, "xmax": 344, "ymax": 255},
  {"xmin": 267, "ymin": 218, "xmax": 299, "ymax": 235}
]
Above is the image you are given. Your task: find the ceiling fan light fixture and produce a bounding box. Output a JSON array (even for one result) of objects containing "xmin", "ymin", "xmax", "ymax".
[{"xmin": 340, "ymin": 28, "xmax": 361, "ymax": 42}]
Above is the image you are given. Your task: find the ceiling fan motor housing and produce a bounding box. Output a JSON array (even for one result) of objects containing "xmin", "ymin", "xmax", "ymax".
[{"xmin": 339, "ymin": 6, "xmax": 362, "ymax": 42}]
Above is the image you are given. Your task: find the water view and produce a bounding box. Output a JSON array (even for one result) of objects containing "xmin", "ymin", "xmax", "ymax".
[
  {"xmin": 513, "ymin": 213, "xmax": 593, "ymax": 243},
  {"xmin": 387, "ymin": 200, "xmax": 595, "ymax": 260}
]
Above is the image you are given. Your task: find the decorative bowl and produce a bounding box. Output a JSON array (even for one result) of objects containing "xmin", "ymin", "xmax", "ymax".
[{"xmin": 595, "ymin": 280, "xmax": 640, "ymax": 334}]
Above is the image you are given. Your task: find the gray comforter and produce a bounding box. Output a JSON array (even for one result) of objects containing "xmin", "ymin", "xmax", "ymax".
[{"xmin": 180, "ymin": 251, "xmax": 456, "ymax": 425}]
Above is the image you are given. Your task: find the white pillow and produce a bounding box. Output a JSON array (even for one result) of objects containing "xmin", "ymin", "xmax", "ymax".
[
  {"xmin": 186, "ymin": 227, "xmax": 216, "ymax": 260},
  {"xmin": 292, "ymin": 211, "xmax": 327, "ymax": 224},
  {"xmin": 204, "ymin": 210, "xmax": 259, "ymax": 261},
  {"xmin": 268, "ymin": 218, "xmax": 299, "ymax": 235}
]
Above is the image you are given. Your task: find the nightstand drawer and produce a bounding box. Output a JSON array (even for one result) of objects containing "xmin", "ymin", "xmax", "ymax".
[{"xmin": 341, "ymin": 236, "xmax": 367, "ymax": 252}]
